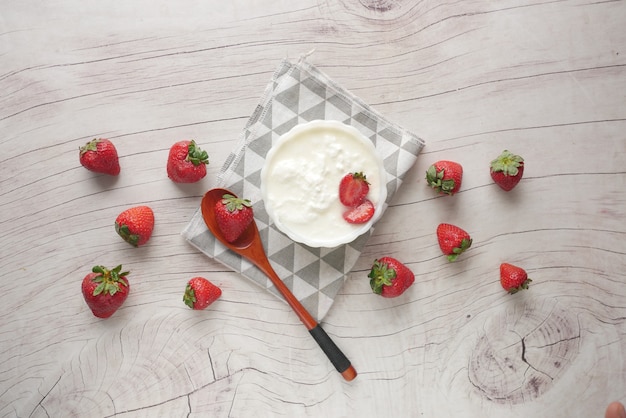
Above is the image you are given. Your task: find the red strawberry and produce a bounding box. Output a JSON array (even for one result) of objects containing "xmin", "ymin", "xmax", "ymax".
[
  {"xmin": 368, "ymin": 257, "xmax": 415, "ymax": 298},
  {"xmin": 214, "ymin": 194, "xmax": 254, "ymax": 243},
  {"xmin": 79, "ymin": 138, "xmax": 120, "ymax": 175},
  {"xmin": 500, "ymin": 263, "xmax": 532, "ymax": 294},
  {"xmin": 343, "ymin": 199, "xmax": 375, "ymax": 224},
  {"xmin": 183, "ymin": 277, "xmax": 222, "ymax": 310},
  {"xmin": 167, "ymin": 140, "xmax": 209, "ymax": 183},
  {"xmin": 81, "ymin": 265, "xmax": 130, "ymax": 318},
  {"xmin": 436, "ymin": 223, "xmax": 472, "ymax": 261},
  {"xmin": 490, "ymin": 150, "xmax": 525, "ymax": 191},
  {"xmin": 426, "ymin": 160, "xmax": 463, "ymax": 195},
  {"xmin": 339, "ymin": 172, "xmax": 370, "ymax": 207},
  {"xmin": 115, "ymin": 206, "xmax": 155, "ymax": 247}
]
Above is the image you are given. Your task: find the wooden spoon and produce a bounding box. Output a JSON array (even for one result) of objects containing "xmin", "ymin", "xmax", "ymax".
[{"xmin": 201, "ymin": 188, "xmax": 357, "ymax": 381}]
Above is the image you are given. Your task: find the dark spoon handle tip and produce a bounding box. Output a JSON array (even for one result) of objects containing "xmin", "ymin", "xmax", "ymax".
[{"xmin": 309, "ymin": 324, "xmax": 357, "ymax": 381}]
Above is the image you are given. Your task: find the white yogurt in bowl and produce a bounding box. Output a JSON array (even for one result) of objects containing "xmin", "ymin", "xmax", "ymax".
[{"xmin": 260, "ymin": 120, "xmax": 387, "ymax": 248}]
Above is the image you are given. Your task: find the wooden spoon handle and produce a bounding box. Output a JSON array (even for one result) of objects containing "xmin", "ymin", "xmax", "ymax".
[{"xmin": 253, "ymin": 253, "xmax": 357, "ymax": 381}]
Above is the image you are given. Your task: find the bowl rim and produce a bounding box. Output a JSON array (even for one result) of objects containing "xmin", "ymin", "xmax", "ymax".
[{"xmin": 260, "ymin": 119, "xmax": 387, "ymax": 248}]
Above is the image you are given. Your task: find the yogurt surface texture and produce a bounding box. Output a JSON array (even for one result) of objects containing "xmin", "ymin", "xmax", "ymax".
[{"xmin": 261, "ymin": 120, "xmax": 386, "ymax": 247}]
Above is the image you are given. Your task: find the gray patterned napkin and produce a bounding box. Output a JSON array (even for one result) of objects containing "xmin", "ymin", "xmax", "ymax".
[{"xmin": 182, "ymin": 56, "xmax": 425, "ymax": 320}]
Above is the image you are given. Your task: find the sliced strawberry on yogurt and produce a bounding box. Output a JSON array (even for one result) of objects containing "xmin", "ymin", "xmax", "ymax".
[{"xmin": 342, "ymin": 199, "xmax": 375, "ymax": 224}]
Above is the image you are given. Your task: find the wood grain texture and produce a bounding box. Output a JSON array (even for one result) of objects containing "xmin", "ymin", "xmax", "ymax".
[{"xmin": 1, "ymin": 0, "xmax": 625, "ymax": 417}]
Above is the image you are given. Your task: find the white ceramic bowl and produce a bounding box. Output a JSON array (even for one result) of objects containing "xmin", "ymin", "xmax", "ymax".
[{"xmin": 260, "ymin": 120, "xmax": 387, "ymax": 248}]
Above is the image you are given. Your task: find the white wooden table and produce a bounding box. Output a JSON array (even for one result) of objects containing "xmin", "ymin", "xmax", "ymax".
[{"xmin": 2, "ymin": 1, "xmax": 625, "ymax": 417}]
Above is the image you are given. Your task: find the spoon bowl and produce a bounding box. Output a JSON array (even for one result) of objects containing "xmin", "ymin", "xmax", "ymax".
[{"xmin": 200, "ymin": 188, "xmax": 357, "ymax": 381}]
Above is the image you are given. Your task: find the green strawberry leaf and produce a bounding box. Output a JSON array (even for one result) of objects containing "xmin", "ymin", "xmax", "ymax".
[
  {"xmin": 221, "ymin": 194, "xmax": 252, "ymax": 212},
  {"xmin": 368, "ymin": 260, "xmax": 397, "ymax": 294},
  {"xmin": 183, "ymin": 284, "xmax": 197, "ymax": 308},
  {"xmin": 115, "ymin": 223, "xmax": 139, "ymax": 247},
  {"xmin": 490, "ymin": 150, "xmax": 524, "ymax": 176},
  {"xmin": 186, "ymin": 140, "xmax": 209, "ymax": 166},
  {"xmin": 90, "ymin": 265, "xmax": 128, "ymax": 296}
]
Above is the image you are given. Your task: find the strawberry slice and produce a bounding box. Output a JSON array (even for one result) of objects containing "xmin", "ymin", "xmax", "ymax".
[
  {"xmin": 339, "ymin": 172, "xmax": 370, "ymax": 207},
  {"xmin": 343, "ymin": 199, "xmax": 375, "ymax": 224}
]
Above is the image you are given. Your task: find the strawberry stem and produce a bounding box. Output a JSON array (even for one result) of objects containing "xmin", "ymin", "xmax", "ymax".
[
  {"xmin": 508, "ymin": 278, "xmax": 532, "ymax": 294},
  {"xmin": 79, "ymin": 138, "xmax": 101, "ymax": 155},
  {"xmin": 426, "ymin": 165, "xmax": 455, "ymax": 195},
  {"xmin": 221, "ymin": 194, "xmax": 252, "ymax": 212},
  {"xmin": 490, "ymin": 150, "xmax": 524, "ymax": 176},
  {"xmin": 115, "ymin": 223, "xmax": 139, "ymax": 247},
  {"xmin": 447, "ymin": 238, "xmax": 472, "ymax": 262},
  {"xmin": 183, "ymin": 284, "xmax": 196, "ymax": 308},
  {"xmin": 91, "ymin": 265, "xmax": 129, "ymax": 296},
  {"xmin": 368, "ymin": 260, "xmax": 396, "ymax": 295},
  {"xmin": 185, "ymin": 140, "xmax": 209, "ymax": 166}
]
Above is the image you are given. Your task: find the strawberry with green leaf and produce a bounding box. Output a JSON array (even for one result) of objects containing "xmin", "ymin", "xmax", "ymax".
[
  {"xmin": 368, "ymin": 257, "xmax": 415, "ymax": 298},
  {"xmin": 79, "ymin": 138, "xmax": 120, "ymax": 176},
  {"xmin": 436, "ymin": 223, "xmax": 472, "ymax": 261},
  {"xmin": 215, "ymin": 194, "xmax": 254, "ymax": 243},
  {"xmin": 500, "ymin": 263, "xmax": 532, "ymax": 294},
  {"xmin": 183, "ymin": 277, "xmax": 222, "ymax": 310},
  {"xmin": 490, "ymin": 150, "xmax": 524, "ymax": 191},
  {"xmin": 115, "ymin": 206, "xmax": 155, "ymax": 247},
  {"xmin": 426, "ymin": 160, "xmax": 463, "ymax": 196},
  {"xmin": 167, "ymin": 140, "xmax": 209, "ymax": 183},
  {"xmin": 81, "ymin": 265, "xmax": 130, "ymax": 318}
]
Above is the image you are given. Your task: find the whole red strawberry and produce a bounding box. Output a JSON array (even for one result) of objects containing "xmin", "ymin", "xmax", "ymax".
[
  {"xmin": 368, "ymin": 257, "xmax": 415, "ymax": 298},
  {"xmin": 81, "ymin": 265, "xmax": 130, "ymax": 318},
  {"xmin": 115, "ymin": 206, "xmax": 155, "ymax": 247},
  {"xmin": 79, "ymin": 138, "xmax": 120, "ymax": 175},
  {"xmin": 214, "ymin": 194, "xmax": 254, "ymax": 243},
  {"xmin": 490, "ymin": 150, "xmax": 524, "ymax": 191},
  {"xmin": 436, "ymin": 223, "xmax": 472, "ymax": 261},
  {"xmin": 343, "ymin": 199, "xmax": 375, "ymax": 224},
  {"xmin": 167, "ymin": 140, "xmax": 209, "ymax": 183},
  {"xmin": 426, "ymin": 160, "xmax": 463, "ymax": 195},
  {"xmin": 339, "ymin": 172, "xmax": 370, "ymax": 207},
  {"xmin": 183, "ymin": 277, "xmax": 222, "ymax": 310},
  {"xmin": 500, "ymin": 263, "xmax": 532, "ymax": 294}
]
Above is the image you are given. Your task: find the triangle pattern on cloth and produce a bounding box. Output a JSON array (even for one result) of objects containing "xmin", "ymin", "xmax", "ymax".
[
  {"xmin": 352, "ymin": 111, "xmax": 378, "ymax": 138},
  {"xmin": 294, "ymin": 245, "xmax": 321, "ymax": 272},
  {"xmin": 326, "ymin": 94, "xmax": 352, "ymax": 118},
  {"xmin": 261, "ymin": 102, "xmax": 273, "ymax": 129},
  {"xmin": 300, "ymin": 100, "xmax": 327, "ymax": 122},
  {"xmin": 273, "ymin": 116, "xmax": 300, "ymax": 136},
  {"xmin": 247, "ymin": 131, "xmax": 272, "ymax": 159},
  {"xmin": 300, "ymin": 291, "xmax": 319, "ymax": 319},
  {"xmin": 316, "ymin": 292, "xmax": 334, "ymax": 320},
  {"xmin": 320, "ymin": 275, "xmax": 345, "ymax": 298},
  {"xmin": 319, "ymin": 259, "xmax": 345, "ymax": 291},
  {"xmin": 269, "ymin": 243, "xmax": 295, "ymax": 272},
  {"xmin": 295, "ymin": 260, "xmax": 321, "ymax": 290},
  {"xmin": 301, "ymin": 76, "xmax": 327, "ymax": 99},
  {"xmin": 292, "ymin": 273, "xmax": 319, "ymax": 300},
  {"xmin": 274, "ymin": 82, "xmax": 301, "ymax": 115},
  {"xmin": 271, "ymin": 97, "xmax": 298, "ymax": 130},
  {"xmin": 321, "ymin": 246, "xmax": 349, "ymax": 274},
  {"xmin": 181, "ymin": 58, "xmax": 425, "ymax": 321},
  {"xmin": 299, "ymin": 82, "xmax": 327, "ymax": 116}
]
